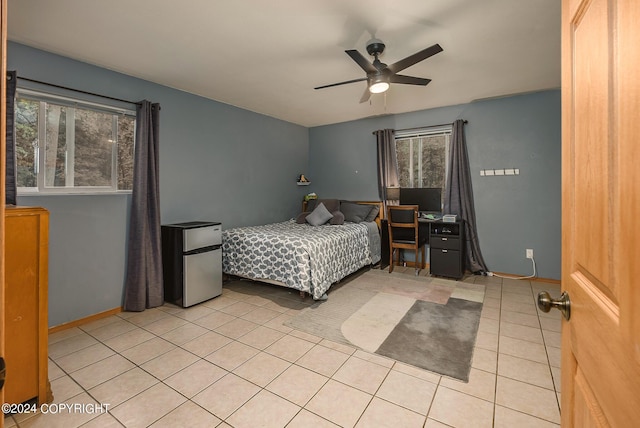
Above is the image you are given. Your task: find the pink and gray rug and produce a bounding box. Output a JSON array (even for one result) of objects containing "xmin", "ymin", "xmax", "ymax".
[{"xmin": 285, "ymin": 269, "xmax": 485, "ymax": 382}]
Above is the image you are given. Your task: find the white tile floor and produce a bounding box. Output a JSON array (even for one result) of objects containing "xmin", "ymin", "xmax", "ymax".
[{"xmin": 4, "ymin": 267, "xmax": 562, "ymax": 427}]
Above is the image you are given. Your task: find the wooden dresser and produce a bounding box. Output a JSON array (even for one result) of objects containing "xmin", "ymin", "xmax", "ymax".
[{"xmin": 4, "ymin": 206, "xmax": 51, "ymax": 405}]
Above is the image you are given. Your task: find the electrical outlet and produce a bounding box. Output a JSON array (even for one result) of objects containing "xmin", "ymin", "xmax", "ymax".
[{"xmin": 526, "ymin": 249, "xmax": 534, "ymax": 259}]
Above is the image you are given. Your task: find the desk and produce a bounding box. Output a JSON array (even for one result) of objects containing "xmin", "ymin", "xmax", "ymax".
[{"xmin": 381, "ymin": 218, "xmax": 465, "ymax": 279}]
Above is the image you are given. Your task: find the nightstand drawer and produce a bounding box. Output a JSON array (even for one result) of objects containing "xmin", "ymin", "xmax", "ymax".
[
  {"xmin": 429, "ymin": 235, "xmax": 460, "ymax": 250},
  {"xmin": 430, "ymin": 248, "xmax": 463, "ymax": 279}
]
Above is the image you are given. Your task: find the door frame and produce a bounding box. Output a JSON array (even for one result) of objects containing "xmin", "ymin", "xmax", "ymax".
[{"xmin": 1, "ymin": 0, "xmax": 8, "ymax": 426}]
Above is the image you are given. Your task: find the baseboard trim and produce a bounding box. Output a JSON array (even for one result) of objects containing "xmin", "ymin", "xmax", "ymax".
[
  {"xmin": 49, "ymin": 307, "xmax": 122, "ymax": 334},
  {"xmin": 491, "ymin": 271, "xmax": 561, "ymax": 284},
  {"xmin": 389, "ymin": 262, "xmax": 560, "ymax": 284}
]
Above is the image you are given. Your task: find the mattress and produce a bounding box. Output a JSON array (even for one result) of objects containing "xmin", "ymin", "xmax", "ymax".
[{"xmin": 223, "ymin": 219, "xmax": 380, "ymax": 299}]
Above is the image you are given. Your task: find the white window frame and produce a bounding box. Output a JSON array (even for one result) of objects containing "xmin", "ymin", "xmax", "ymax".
[
  {"xmin": 394, "ymin": 124, "xmax": 452, "ymax": 190},
  {"xmin": 16, "ymin": 88, "xmax": 136, "ymax": 195}
]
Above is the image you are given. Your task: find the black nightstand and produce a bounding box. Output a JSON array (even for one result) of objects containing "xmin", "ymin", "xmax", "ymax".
[
  {"xmin": 381, "ymin": 218, "xmax": 465, "ymax": 278},
  {"xmin": 429, "ymin": 221, "xmax": 465, "ymax": 279}
]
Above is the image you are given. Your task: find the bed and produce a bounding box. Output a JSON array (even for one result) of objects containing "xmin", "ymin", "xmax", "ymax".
[{"xmin": 222, "ymin": 200, "xmax": 383, "ymax": 300}]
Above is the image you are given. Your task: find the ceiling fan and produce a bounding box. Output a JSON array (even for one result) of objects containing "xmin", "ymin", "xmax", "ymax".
[{"xmin": 315, "ymin": 39, "xmax": 443, "ymax": 103}]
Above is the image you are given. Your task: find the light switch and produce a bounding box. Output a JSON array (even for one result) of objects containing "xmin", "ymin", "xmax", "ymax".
[
  {"xmin": 495, "ymin": 169, "xmax": 505, "ymax": 175},
  {"xmin": 484, "ymin": 169, "xmax": 495, "ymax": 176},
  {"xmin": 480, "ymin": 170, "xmax": 485, "ymax": 176},
  {"xmin": 505, "ymin": 169, "xmax": 515, "ymax": 175}
]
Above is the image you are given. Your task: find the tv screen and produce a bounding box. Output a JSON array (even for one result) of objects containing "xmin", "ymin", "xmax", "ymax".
[{"xmin": 399, "ymin": 187, "xmax": 442, "ymax": 213}]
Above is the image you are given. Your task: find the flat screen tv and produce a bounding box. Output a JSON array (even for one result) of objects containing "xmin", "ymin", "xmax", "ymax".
[{"xmin": 399, "ymin": 187, "xmax": 442, "ymax": 213}]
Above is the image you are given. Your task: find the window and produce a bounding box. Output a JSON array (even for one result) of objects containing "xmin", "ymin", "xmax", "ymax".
[
  {"xmin": 15, "ymin": 90, "xmax": 136, "ymax": 193},
  {"xmin": 395, "ymin": 126, "xmax": 452, "ymax": 202}
]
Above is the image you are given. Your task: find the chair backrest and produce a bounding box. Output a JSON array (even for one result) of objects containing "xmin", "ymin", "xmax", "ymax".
[{"xmin": 387, "ymin": 205, "xmax": 419, "ymax": 244}]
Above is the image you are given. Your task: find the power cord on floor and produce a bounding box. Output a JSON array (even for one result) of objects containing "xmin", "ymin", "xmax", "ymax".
[{"xmin": 487, "ymin": 257, "xmax": 537, "ymax": 280}]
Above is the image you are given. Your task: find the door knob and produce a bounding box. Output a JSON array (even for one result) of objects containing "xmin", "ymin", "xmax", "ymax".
[{"xmin": 537, "ymin": 291, "xmax": 571, "ymax": 321}]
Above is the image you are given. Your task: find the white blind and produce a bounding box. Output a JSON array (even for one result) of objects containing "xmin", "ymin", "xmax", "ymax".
[{"xmin": 394, "ymin": 124, "xmax": 452, "ymax": 139}]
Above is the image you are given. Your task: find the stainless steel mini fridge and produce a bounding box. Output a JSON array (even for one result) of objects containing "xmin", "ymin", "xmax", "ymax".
[{"xmin": 161, "ymin": 221, "xmax": 222, "ymax": 307}]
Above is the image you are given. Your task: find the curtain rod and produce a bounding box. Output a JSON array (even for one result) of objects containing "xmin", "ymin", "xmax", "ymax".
[
  {"xmin": 372, "ymin": 120, "xmax": 468, "ymax": 135},
  {"xmin": 394, "ymin": 120, "xmax": 468, "ymax": 134},
  {"xmin": 17, "ymin": 76, "xmax": 142, "ymax": 106}
]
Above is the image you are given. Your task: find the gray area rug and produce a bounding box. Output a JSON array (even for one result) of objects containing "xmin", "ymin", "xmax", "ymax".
[
  {"xmin": 285, "ymin": 269, "xmax": 484, "ymax": 382},
  {"xmin": 376, "ymin": 298, "xmax": 482, "ymax": 381}
]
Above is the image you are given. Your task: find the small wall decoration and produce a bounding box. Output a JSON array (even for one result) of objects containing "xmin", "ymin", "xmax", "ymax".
[{"xmin": 297, "ymin": 174, "xmax": 311, "ymax": 185}]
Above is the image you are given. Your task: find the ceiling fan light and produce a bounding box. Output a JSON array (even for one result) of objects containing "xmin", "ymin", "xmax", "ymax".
[{"xmin": 369, "ymin": 80, "xmax": 389, "ymax": 94}]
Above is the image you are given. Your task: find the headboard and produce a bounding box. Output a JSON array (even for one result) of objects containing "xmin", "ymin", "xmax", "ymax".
[{"xmin": 302, "ymin": 200, "xmax": 384, "ymax": 229}]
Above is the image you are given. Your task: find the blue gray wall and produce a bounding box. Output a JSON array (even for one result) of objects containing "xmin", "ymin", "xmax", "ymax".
[
  {"xmin": 309, "ymin": 91, "xmax": 561, "ymax": 279},
  {"xmin": 9, "ymin": 42, "xmax": 309, "ymax": 327}
]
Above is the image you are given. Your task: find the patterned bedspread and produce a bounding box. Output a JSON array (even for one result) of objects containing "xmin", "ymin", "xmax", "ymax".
[{"xmin": 223, "ymin": 220, "xmax": 381, "ymax": 300}]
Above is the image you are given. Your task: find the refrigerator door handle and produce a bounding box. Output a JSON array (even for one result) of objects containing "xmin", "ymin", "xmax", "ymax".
[{"xmin": 183, "ymin": 244, "xmax": 221, "ymax": 256}]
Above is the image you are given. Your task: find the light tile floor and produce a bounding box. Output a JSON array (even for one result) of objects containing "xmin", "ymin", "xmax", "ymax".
[{"xmin": 4, "ymin": 267, "xmax": 562, "ymax": 427}]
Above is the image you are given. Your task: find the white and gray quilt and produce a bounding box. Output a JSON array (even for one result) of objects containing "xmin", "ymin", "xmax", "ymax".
[{"xmin": 223, "ymin": 220, "xmax": 381, "ymax": 300}]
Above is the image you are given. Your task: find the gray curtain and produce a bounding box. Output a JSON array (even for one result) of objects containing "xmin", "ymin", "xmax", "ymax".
[
  {"xmin": 374, "ymin": 129, "xmax": 399, "ymax": 202},
  {"xmin": 5, "ymin": 71, "xmax": 17, "ymax": 205},
  {"xmin": 123, "ymin": 100, "xmax": 164, "ymax": 311},
  {"xmin": 444, "ymin": 119, "xmax": 488, "ymax": 274}
]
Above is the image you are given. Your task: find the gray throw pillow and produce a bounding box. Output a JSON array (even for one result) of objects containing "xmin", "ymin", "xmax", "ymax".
[
  {"xmin": 296, "ymin": 212, "xmax": 310, "ymax": 224},
  {"xmin": 306, "ymin": 202, "xmax": 333, "ymax": 226},
  {"xmin": 341, "ymin": 201, "xmax": 373, "ymax": 223},
  {"xmin": 307, "ymin": 198, "xmax": 339, "ymax": 213},
  {"xmin": 329, "ymin": 210, "xmax": 345, "ymax": 225},
  {"xmin": 364, "ymin": 205, "xmax": 380, "ymax": 222},
  {"xmin": 305, "ymin": 199, "xmax": 318, "ymax": 212}
]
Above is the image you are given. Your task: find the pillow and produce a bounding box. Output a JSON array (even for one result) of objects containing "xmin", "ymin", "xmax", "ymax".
[
  {"xmin": 307, "ymin": 198, "xmax": 340, "ymax": 213},
  {"xmin": 329, "ymin": 210, "xmax": 345, "ymax": 225},
  {"xmin": 306, "ymin": 202, "xmax": 333, "ymax": 226},
  {"xmin": 364, "ymin": 205, "xmax": 380, "ymax": 222},
  {"xmin": 340, "ymin": 201, "xmax": 374, "ymax": 223},
  {"xmin": 296, "ymin": 212, "xmax": 310, "ymax": 224},
  {"xmin": 305, "ymin": 199, "xmax": 318, "ymax": 212}
]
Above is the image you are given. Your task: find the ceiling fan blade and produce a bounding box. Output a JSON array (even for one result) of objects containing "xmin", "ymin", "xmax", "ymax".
[
  {"xmin": 314, "ymin": 77, "xmax": 367, "ymax": 90},
  {"xmin": 387, "ymin": 44, "xmax": 443, "ymax": 74},
  {"xmin": 345, "ymin": 50, "xmax": 378, "ymax": 73},
  {"xmin": 360, "ymin": 87, "xmax": 371, "ymax": 103},
  {"xmin": 390, "ymin": 74, "xmax": 432, "ymax": 86}
]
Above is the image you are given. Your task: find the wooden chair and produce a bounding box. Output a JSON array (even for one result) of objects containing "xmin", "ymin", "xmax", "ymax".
[{"xmin": 386, "ymin": 205, "xmax": 428, "ymax": 275}]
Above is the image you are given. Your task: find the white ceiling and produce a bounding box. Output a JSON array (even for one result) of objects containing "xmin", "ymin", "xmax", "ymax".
[{"xmin": 7, "ymin": 0, "xmax": 560, "ymax": 128}]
